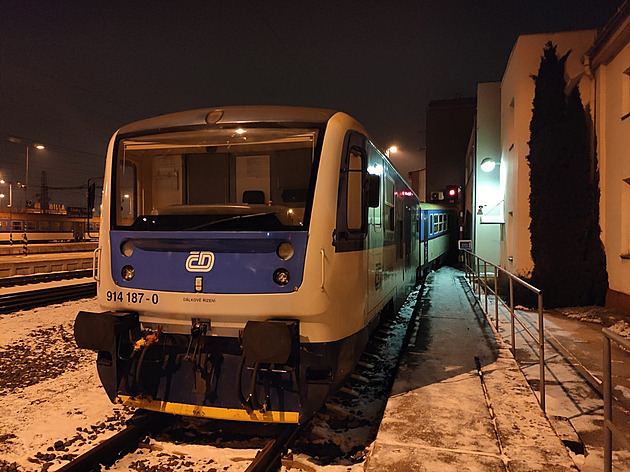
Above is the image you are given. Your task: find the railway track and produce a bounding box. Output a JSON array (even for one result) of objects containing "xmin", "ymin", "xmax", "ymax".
[
  {"xmin": 55, "ymin": 411, "xmax": 169, "ymax": 472},
  {"xmin": 294, "ymin": 286, "xmax": 421, "ymax": 463},
  {"xmin": 0, "ymin": 279, "xmax": 96, "ymax": 314},
  {"xmin": 0, "ymin": 269, "xmax": 93, "ymax": 288},
  {"xmin": 55, "ymin": 410, "xmax": 302, "ymax": 472}
]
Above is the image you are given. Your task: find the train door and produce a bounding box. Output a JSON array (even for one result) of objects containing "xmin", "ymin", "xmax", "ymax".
[
  {"xmin": 422, "ymin": 210, "xmax": 429, "ymax": 269},
  {"xmin": 334, "ymin": 133, "xmax": 380, "ymax": 321}
]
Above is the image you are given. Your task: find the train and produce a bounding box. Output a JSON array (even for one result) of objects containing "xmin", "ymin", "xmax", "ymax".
[
  {"xmin": 74, "ymin": 106, "xmax": 456, "ymax": 424},
  {"xmin": 0, "ymin": 210, "xmax": 99, "ymax": 243}
]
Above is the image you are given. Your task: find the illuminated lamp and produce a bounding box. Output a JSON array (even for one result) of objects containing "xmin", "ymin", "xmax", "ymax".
[
  {"xmin": 385, "ymin": 146, "xmax": 398, "ymax": 158},
  {"xmin": 480, "ymin": 158, "xmax": 496, "ymax": 172}
]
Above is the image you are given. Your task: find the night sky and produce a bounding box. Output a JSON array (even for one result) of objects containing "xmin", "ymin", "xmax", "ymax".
[{"xmin": 0, "ymin": 0, "xmax": 624, "ymax": 207}]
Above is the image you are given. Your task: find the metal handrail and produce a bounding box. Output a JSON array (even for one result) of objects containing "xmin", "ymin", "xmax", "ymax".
[
  {"xmin": 602, "ymin": 327, "xmax": 630, "ymax": 472},
  {"xmin": 461, "ymin": 250, "xmax": 546, "ymax": 412}
]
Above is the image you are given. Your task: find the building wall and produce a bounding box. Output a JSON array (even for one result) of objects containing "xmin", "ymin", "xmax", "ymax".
[
  {"xmin": 499, "ymin": 30, "xmax": 598, "ymax": 276},
  {"xmin": 585, "ymin": 34, "xmax": 630, "ymax": 309},
  {"xmin": 474, "ymin": 82, "xmax": 502, "ymax": 265}
]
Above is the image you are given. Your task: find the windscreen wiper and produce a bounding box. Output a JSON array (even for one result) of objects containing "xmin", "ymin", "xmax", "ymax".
[{"xmin": 180, "ymin": 211, "xmax": 278, "ymax": 231}]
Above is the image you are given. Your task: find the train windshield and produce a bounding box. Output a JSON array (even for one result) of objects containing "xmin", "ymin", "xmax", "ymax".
[{"xmin": 113, "ymin": 127, "xmax": 320, "ymax": 231}]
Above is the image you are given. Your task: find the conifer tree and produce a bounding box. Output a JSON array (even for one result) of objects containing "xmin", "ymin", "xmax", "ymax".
[{"xmin": 526, "ymin": 42, "xmax": 607, "ymax": 307}]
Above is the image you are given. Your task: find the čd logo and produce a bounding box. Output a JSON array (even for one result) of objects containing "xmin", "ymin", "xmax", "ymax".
[{"xmin": 185, "ymin": 251, "xmax": 215, "ymax": 272}]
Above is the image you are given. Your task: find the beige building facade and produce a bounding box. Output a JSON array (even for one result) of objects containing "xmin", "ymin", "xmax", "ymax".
[
  {"xmin": 499, "ymin": 29, "xmax": 598, "ymax": 277},
  {"xmin": 580, "ymin": 7, "xmax": 630, "ymax": 309},
  {"xmin": 470, "ymin": 3, "xmax": 630, "ymax": 310}
]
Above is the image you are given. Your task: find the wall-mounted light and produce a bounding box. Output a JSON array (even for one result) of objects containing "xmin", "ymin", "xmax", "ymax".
[{"xmin": 480, "ymin": 158, "xmax": 497, "ymax": 172}]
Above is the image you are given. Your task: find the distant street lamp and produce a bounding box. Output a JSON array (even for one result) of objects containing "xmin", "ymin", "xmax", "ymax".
[
  {"xmin": 8, "ymin": 137, "xmax": 45, "ymax": 206},
  {"xmin": 0, "ymin": 179, "xmax": 11, "ymax": 208},
  {"xmin": 0, "ymin": 178, "xmax": 14, "ymax": 243},
  {"xmin": 385, "ymin": 145, "xmax": 398, "ymax": 158}
]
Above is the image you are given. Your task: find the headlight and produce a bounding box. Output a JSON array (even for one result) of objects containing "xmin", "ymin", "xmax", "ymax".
[
  {"xmin": 273, "ymin": 268, "xmax": 290, "ymax": 286},
  {"xmin": 276, "ymin": 242, "xmax": 294, "ymax": 260},
  {"xmin": 121, "ymin": 265, "xmax": 135, "ymax": 281},
  {"xmin": 120, "ymin": 239, "xmax": 134, "ymax": 257}
]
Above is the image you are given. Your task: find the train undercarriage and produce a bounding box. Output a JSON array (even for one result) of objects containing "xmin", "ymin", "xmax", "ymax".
[{"xmin": 74, "ymin": 310, "xmax": 377, "ymax": 423}]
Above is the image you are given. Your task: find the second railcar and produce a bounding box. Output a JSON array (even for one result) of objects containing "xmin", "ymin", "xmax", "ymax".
[{"xmin": 0, "ymin": 210, "xmax": 99, "ymax": 243}]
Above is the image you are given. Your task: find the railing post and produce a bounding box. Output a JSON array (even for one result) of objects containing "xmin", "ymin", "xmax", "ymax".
[
  {"xmin": 483, "ymin": 260, "xmax": 488, "ymax": 315},
  {"xmin": 494, "ymin": 266, "xmax": 499, "ymax": 331},
  {"xmin": 476, "ymin": 258, "xmax": 481, "ymax": 298},
  {"xmin": 510, "ymin": 277, "xmax": 515, "ymax": 356},
  {"xmin": 603, "ymin": 333, "xmax": 612, "ymax": 472},
  {"xmin": 464, "ymin": 251, "xmax": 470, "ymax": 282},
  {"xmin": 538, "ymin": 292, "xmax": 545, "ymax": 412},
  {"xmin": 473, "ymin": 256, "xmax": 477, "ymax": 293}
]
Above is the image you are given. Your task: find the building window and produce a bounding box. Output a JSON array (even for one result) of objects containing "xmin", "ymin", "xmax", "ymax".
[{"xmin": 508, "ymin": 97, "xmax": 515, "ymax": 150}]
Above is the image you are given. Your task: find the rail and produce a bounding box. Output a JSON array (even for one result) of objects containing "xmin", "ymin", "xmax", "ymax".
[
  {"xmin": 56, "ymin": 411, "xmax": 167, "ymax": 472},
  {"xmin": 246, "ymin": 425, "xmax": 301, "ymax": 472},
  {"xmin": 461, "ymin": 250, "xmax": 546, "ymax": 412},
  {"xmin": 0, "ymin": 269, "xmax": 93, "ymax": 288},
  {"xmin": 602, "ymin": 327, "xmax": 630, "ymax": 472},
  {"xmin": 0, "ymin": 281, "xmax": 96, "ymax": 314}
]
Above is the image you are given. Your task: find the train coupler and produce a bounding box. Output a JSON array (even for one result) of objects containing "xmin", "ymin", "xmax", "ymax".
[
  {"xmin": 184, "ymin": 318, "xmax": 211, "ymax": 362},
  {"xmin": 182, "ymin": 319, "xmax": 221, "ymax": 398}
]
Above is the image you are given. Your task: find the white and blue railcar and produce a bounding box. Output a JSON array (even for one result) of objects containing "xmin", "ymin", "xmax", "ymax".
[{"xmin": 75, "ymin": 106, "xmax": 454, "ymax": 424}]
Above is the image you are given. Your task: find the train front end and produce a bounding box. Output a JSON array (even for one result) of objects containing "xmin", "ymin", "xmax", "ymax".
[{"xmin": 75, "ymin": 107, "xmax": 345, "ymax": 423}]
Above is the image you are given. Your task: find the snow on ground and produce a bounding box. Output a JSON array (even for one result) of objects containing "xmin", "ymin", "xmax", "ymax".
[
  {"xmin": 4, "ymin": 281, "xmax": 629, "ymax": 471},
  {"xmin": 0, "ymin": 299, "xmax": 133, "ymax": 471},
  {"xmin": 609, "ymin": 320, "xmax": 630, "ymax": 338},
  {"xmin": 555, "ymin": 305, "xmax": 630, "ymax": 340},
  {"xmin": 0, "ymin": 299, "xmax": 369, "ymax": 471}
]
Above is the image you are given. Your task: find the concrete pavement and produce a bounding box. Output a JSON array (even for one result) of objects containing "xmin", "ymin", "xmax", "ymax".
[{"xmin": 365, "ymin": 266, "xmax": 577, "ymax": 471}]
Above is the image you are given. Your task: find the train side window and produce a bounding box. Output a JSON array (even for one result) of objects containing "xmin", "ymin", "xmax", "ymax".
[
  {"xmin": 384, "ymin": 175, "xmax": 395, "ymax": 232},
  {"xmin": 347, "ymin": 151, "xmax": 363, "ymax": 231},
  {"xmin": 335, "ymin": 131, "xmax": 369, "ymax": 252},
  {"xmin": 12, "ymin": 220, "xmax": 23, "ymax": 232},
  {"xmin": 367, "ymin": 143, "xmax": 382, "ymax": 228},
  {"xmin": 118, "ymin": 160, "xmax": 137, "ymax": 226}
]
